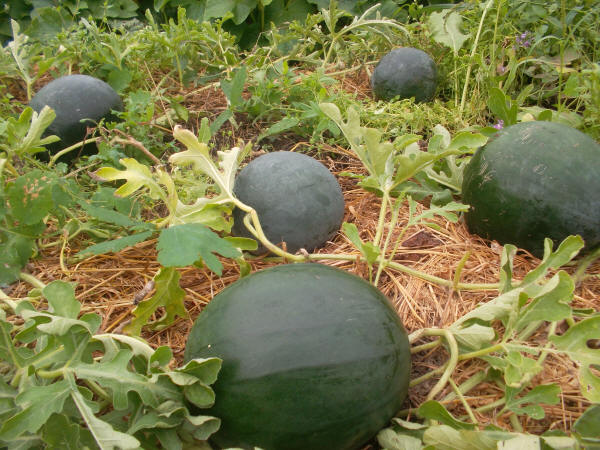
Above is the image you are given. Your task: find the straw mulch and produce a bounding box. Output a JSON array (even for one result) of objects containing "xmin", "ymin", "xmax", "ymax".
[{"xmin": 6, "ymin": 70, "xmax": 600, "ymax": 439}]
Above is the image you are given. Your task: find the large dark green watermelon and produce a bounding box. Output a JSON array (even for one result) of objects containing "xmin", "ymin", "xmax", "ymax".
[
  {"xmin": 462, "ymin": 121, "xmax": 600, "ymax": 257},
  {"xmin": 29, "ymin": 74, "xmax": 123, "ymax": 161},
  {"xmin": 184, "ymin": 263, "xmax": 411, "ymax": 450},
  {"xmin": 232, "ymin": 151, "xmax": 345, "ymax": 253}
]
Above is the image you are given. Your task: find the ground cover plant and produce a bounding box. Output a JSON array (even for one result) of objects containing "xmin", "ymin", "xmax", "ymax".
[{"xmin": 1, "ymin": 0, "xmax": 599, "ymax": 449}]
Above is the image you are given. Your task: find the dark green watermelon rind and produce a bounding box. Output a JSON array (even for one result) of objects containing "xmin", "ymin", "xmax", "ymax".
[
  {"xmin": 29, "ymin": 74, "xmax": 123, "ymax": 159},
  {"xmin": 184, "ymin": 263, "xmax": 411, "ymax": 450},
  {"xmin": 462, "ymin": 121, "xmax": 600, "ymax": 258},
  {"xmin": 232, "ymin": 152, "xmax": 345, "ymax": 254},
  {"xmin": 370, "ymin": 47, "xmax": 438, "ymax": 103}
]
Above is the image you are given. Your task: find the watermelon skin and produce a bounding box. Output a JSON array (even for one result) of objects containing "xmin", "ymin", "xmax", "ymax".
[
  {"xmin": 184, "ymin": 263, "xmax": 411, "ymax": 450},
  {"xmin": 232, "ymin": 151, "xmax": 345, "ymax": 253},
  {"xmin": 462, "ymin": 121, "xmax": 600, "ymax": 257},
  {"xmin": 29, "ymin": 74, "xmax": 123, "ymax": 160},
  {"xmin": 370, "ymin": 47, "xmax": 438, "ymax": 102}
]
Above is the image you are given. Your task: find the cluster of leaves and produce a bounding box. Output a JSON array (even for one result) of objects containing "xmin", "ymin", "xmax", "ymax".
[
  {"xmin": 0, "ymin": 280, "xmax": 222, "ymax": 449},
  {"xmin": 427, "ymin": 0, "xmax": 600, "ymax": 138},
  {"xmin": 0, "ymin": 106, "xmax": 155, "ymax": 286},
  {"xmin": 377, "ymin": 236, "xmax": 600, "ymax": 449},
  {"xmin": 1, "ymin": 0, "xmax": 413, "ymax": 47}
]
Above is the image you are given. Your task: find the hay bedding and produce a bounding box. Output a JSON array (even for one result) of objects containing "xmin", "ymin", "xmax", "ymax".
[{"xmin": 7, "ymin": 72, "xmax": 599, "ymax": 440}]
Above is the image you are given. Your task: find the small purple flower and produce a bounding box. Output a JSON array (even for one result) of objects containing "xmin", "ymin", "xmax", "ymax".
[
  {"xmin": 493, "ymin": 120, "xmax": 504, "ymax": 130},
  {"xmin": 515, "ymin": 31, "xmax": 532, "ymax": 49}
]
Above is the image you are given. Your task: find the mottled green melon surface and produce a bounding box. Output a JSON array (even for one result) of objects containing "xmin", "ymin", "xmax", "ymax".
[
  {"xmin": 462, "ymin": 121, "xmax": 600, "ymax": 257},
  {"xmin": 232, "ymin": 151, "xmax": 345, "ymax": 253},
  {"xmin": 184, "ymin": 263, "xmax": 411, "ymax": 450},
  {"xmin": 30, "ymin": 74, "xmax": 122, "ymax": 159},
  {"xmin": 370, "ymin": 47, "xmax": 438, "ymax": 102}
]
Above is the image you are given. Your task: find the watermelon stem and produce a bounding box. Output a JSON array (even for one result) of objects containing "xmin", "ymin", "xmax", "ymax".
[{"xmin": 48, "ymin": 137, "xmax": 100, "ymax": 168}]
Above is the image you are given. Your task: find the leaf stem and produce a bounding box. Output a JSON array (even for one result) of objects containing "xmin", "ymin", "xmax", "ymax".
[
  {"xmin": 84, "ymin": 379, "xmax": 111, "ymax": 403},
  {"xmin": 19, "ymin": 272, "xmax": 46, "ymax": 290},
  {"xmin": 48, "ymin": 137, "xmax": 100, "ymax": 168},
  {"xmin": 37, "ymin": 367, "xmax": 66, "ymax": 379},
  {"xmin": 373, "ymin": 190, "xmax": 390, "ymax": 248},
  {"xmin": 458, "ymin": 343, "xmax": 504, "ymax": 361},
  {"xmin": 407, "ymin": 328, "xmax": 460, "ymax": 400},
  {"xmin": 449, "ymin": 378, "xmax": 479, "ymax": 425},
  {"xmin": 475, "ymin": 397, "xmax": 505, "ymax": 413},
  {"xmin": 411, "ymin": 339, "xmax": 441, "ymax": 354},
  {"xmin": 442, "ymin": 370, "xmax": 488, "ymax": 402},
  {"xmin": 453, "ymin": 251, "xmax": 471, "ymax": 290},
  {"xmin": 374, "ymin": 195, "xmax": 402, "ymax": 286}
]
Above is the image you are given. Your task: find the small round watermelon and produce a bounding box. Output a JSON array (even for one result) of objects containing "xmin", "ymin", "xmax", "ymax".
[
  {"xmin": 184, "ymin": 263, "xmax": 411, "ymax": 450},
  {"xmin": 371, "ymin": 47, "xmax": 438, "ymax": 102},
  {"xmin": 232, "ymin": 151, "xmax": 345, "ymax": 253},
  {"xmin": 29, "ymin": 74, "xmax": 123, "ymax": 160}
]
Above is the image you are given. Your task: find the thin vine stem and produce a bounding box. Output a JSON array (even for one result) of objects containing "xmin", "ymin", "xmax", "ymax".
[
  {"xmin": 48, "ymin": 137, "xmax": 100, "ymax": 168},
  {"xmin": 459, "ymin": 0, "xmax": 493, "ymax": 118}
]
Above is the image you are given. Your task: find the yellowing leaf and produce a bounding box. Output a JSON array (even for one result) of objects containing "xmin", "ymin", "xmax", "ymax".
[{"xmin": 96, "ymin": 158, "xmax": 165, "ymax": 200}]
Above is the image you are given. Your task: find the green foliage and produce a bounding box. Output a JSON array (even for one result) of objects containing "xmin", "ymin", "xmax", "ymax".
[
  {"xmin": 124, "ymin": 267, "xmax": 188, "ymax": 336},
  {"xmin": 321, "ymin": 103, "xmax": 486, "ymax": 199},
  {"xmin": 156, "ymin": 224, "xmax": 241, "ymax": 271},
  {"xmin": 0, "ymin": 280, "xmax": 221, "ymax": 448},
  {"xmin": 376, "ymin": 236, "xmax": 599, "ymax": 448}
]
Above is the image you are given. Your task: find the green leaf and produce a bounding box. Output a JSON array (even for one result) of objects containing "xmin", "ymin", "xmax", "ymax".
[
  {"xmin": 505, "ymin": 384, "xmax": 560, "ymax": 419},
  {"xmin": 156, "ymin": 223, "xmax": 241, "ymax": 272},
  {"xmin": 124, "ymin": 267, "xmax": 188, "ymax": 336},
  {"xmin": 423, "ymin": 425, "xmax": 489, "ymax": 450},
  {"xmin": 220, "ymin": 66, "xmax": 247, "ymax": 107},
  {"xmin": 428, "ymin": 10, "xmax": 469, "ymax": 54},
  {"xmin": 417, "ymin": 400, "xmax": 476, "ymax": 430},
  {"xmin": 78, "ymin": 201, "xmax": 137, "ymax": 227},
  {"xmin": 497, "ymin": 434, "xmax": 541, "ymax": 449},
  {"xmin": 453, "ymin": 324, "xmax": 496, "ymax": 351},
  {"xmin": 42, "ymin": 413, "xmax": 94, "ymax": 450},
  {"xmin": 69, "ymin": 376, "xmax": 140, "ymax": 450},
  {"xmin": 408, "ymin": 198, "xmax": 468, "ymax": 226},
  {"xmin": 0, "ymin": 380, "xmax": 71, "ymax": 440},
  {"xmin": 42, "ymin": 281, "xmax": 80, "ymax": 319},
  {"xmin": 342, "ymin": 222, "xmax": 380, "ymax": 264},
  {"xmin": 92, "ymin": 333, "xmax": 156, "ymax": 362},
  {"xmin": 257, "ymin": 117, "xmax": 300, "ymax": 142},
  {"xmin": 205, "ymin": 0, "xmax": 258, "ymax": 24},
  {"xmin": 183, "ymin": 383, "xmax": 216, "ymax": 408},
  {"xmin": 377, "ymin": 428, "xmax": 423, "ymax": 450},
  {"xmin": 223, "ymin": 236, "xmax": 258, "ymax": 251},
  {"xmin": 6, "ymin": 170, "xmax": 57, "ymax": 225},
  {"xmin": 174, "ymin": 358, "xmax": 222, "ymax": 386},
  {"xmin": 573, "ymin": 404, "xmax": 600, "ymax": 443},
  {"xmin": 520, "ymin": 236, "xmax": 583, "ymax": 285},
  {"xmin": 76, "ymin": 231, "xmax": 154, "ymax": 257},
  {"xmin": 72, "ymin": 349, "xmax": 174, "ymax": 410},
  {"xmin": 0, "ymin": 106, "xmax": 59, "ymax": 157},
  {"xmin": 186, "ymin": 417, "xmax": 221, "ymax": 442},
  {"xmin": 487, "ymin": 88, "xmax": 518, "ymax": 125},
  {"xmin": 0, "ymin": 234, "xmax": 35, "ymax": 284},
  {"xmin": 19, "ymin": 309, "xmax": 97, "ymax": 336},
  {"xmin": 499, "ymin": 244, "xmax": 517, "ymax": 293},
  {"xmin": 515, "ymin": 271, "xmax": 573, "ymax": 331},
  {"xmin": 550, "ymin": 316, "xmax": 600, "ymax": 402},
  {"xmin": 504, "ymin": 351, "xmax": 542, "ymax": 388}
]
